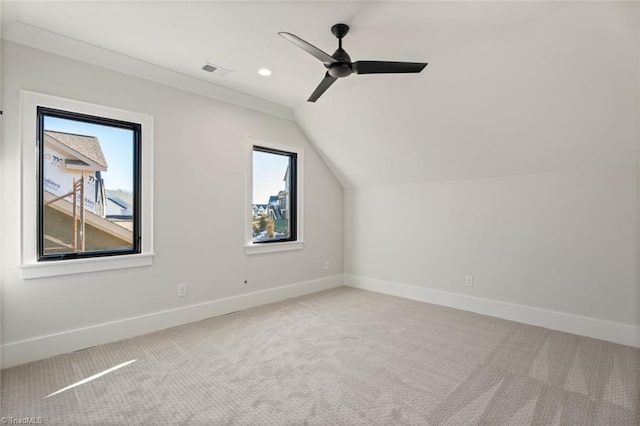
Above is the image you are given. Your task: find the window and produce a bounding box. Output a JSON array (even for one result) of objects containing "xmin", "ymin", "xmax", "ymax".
[
  {"xmin": 20, "ymin": 91, "xmax": 154, "ymax": 279},
  {"xmin": 252, "ymin": 147, "xmax": 296, "ymax": 243},
  {"xmin": 245, "ymin": 138, "xmax": 303, "ymax": 254},
  {"xmin": 37, "ymin": 107, "xmax": 141, "ymax": 260}
]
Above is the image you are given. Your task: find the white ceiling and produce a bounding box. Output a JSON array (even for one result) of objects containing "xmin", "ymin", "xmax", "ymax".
[
  {"xmin": 2, "ymin": 1, "xmax": 638, "ymax": 187},
  {"xmin": 3, "ymin": 1, "xmax": 567, "ymax": 108}
]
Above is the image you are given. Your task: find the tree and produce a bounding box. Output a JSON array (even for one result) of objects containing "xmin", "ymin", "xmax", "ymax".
[
  {"xmin": 266, "ymin": 219, "xmax": 276, "ymax": 239},
  {"xmin": 258, "ymin": 215, "xmax": 268, "ymax": 232}
]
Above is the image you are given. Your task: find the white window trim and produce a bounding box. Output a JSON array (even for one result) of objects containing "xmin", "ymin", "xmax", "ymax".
[
  {"xmin": 245, "ymin": 136, "xmax": 303, "ymax": 255},
  {"xmin": 20, "ymin": 91, "xmax": 155, "ymax": 279}
]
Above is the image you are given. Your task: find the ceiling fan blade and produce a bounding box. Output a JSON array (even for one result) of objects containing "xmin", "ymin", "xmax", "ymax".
[
  {"xmin": 308, "ymin": 73, "xmax": 338, "ymax": 102},
  {"xmin": 278, "ymin": 32, "xmax": 337, "ymax": 65},
  {"xmin": 352, "ymin": 61, "xmax": 428, "ymax": 74}
]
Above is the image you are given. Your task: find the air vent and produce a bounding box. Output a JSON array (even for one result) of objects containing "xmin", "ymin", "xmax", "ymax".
[{"xmin": 201, "ymin": 62, "xmax": 232, "ymax": 77}]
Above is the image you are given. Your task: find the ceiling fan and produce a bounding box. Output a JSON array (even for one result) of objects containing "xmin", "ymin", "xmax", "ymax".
[{"xmin": 278, "ymin": 23, "xmax": 428, "ymax": 102}]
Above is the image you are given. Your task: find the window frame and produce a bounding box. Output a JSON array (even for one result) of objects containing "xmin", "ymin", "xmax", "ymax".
[
  {"xmin": 36, "ymin": 106, "xmax": 142, "ymax": 261},
  {"xmin": 245, "ymin": 137, "xmax": 303, "ymax": 255},
  {"xmin": 20, "ymin": 91, "xmax": 154, "ymax": 279},
  {"xmin": 251, "ymin": 145, "xmax": 297, "ymax": 244}
]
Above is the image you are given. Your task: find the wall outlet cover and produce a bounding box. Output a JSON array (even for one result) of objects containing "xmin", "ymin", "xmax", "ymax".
[
  {"xmin": 178, "ymin": 283, "xmax": 187, "ymax": 297},
  {"xmin": 465, "ymin": 275, "xmax": 473, "ymax": 287}
]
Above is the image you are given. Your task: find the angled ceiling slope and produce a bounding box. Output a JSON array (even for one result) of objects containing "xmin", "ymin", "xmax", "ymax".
[{"xmin": 2, "ymin": 1, "xmax": 638, "ymax": 188}]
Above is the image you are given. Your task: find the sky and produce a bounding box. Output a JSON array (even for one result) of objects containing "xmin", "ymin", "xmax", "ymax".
[
  {"xmin": 253, "ymin": 150, "xmax": 289, "ymax": 205},
  {"xmin": 44, "ymin": 116, "xmax": 135, "ymax": 193}
]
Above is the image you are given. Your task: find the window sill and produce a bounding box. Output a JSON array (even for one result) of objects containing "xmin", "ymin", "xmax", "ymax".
[
  {"xmin": 20, "ymin": 253, "xmax": 155, "ymax": 279},
  {"xmin": 245, "ymin": 241, "xmax": 303, "ymax": 255}
]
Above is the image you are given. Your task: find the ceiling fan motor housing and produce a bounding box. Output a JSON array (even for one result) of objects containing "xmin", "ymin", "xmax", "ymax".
[{"xmin": 327, "ymin": 48, "xmax": 352, "ymax": 78}]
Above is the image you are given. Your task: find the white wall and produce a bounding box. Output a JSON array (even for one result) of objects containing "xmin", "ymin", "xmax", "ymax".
[
  {"xmin": 0, "ymin": 11, "xmax": 4, "ymax": 371},
  {"xmin": 0, "ymin": 41, "xmax": 344, "ymax": 368},
  {"xmin": 342, "ymin": 2, "xmax": 639, "ymax": 346},
  {"xmin": 345, "ymin": 168, "xmax": 638, "ymax": 339},
  {"xmin": 636, "ymin": 2, "xmax": 640, "ymax": 340}
]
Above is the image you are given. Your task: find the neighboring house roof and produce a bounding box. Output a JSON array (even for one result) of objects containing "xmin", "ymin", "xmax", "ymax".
[
  {"xmin": 106, "ymin": 189, "xmax": 133, "ymax": 209},
  {"xmin": 108, "ymin": 196, "xmax": 128, "ymax": 209},
  {"xmin": 45, "ymin": 130, "xmax": 108, "ymax": 169},
  {"xmin": 44, "ymin": 191, "xmax": 132, "ymax": 243},
  {"xmin": 268, "ymin": 195, "xmax": 278, "ymax": 205},
  {"xmin": 105, "ymin": 190, "xmax": 134, "ymax": 219}
]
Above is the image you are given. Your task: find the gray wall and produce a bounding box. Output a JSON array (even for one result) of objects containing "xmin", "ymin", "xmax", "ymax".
[
  {"xmin": 339, "ymin": 2, "xmax": 639, "ymax": 339},
  {"xmin": 0, "ymin": 41, "xmax": 344, "ymax": 366},
  {"xmin": 345, "ymin": 168, "xmax": 638, "ymax": 326}
]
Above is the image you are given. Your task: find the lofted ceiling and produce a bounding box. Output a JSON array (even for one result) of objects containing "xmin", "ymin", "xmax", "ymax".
[{"xmin": 2, "ymin": 1, "xmax": 638, "ymax": 188}]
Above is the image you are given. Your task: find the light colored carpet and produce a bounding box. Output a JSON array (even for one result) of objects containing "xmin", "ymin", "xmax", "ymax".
[{"xmin": 1, "ymin": 287, "xmax": 639, "ymax": 425}]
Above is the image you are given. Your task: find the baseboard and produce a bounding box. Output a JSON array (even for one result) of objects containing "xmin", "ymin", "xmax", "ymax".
[
  {"xmin": 345, "ymin": 275, "xmax": 640, "ymax": 348},
  {"xmin": 1, "ymin": 275, "xmax": 343, "ymax": 369}
]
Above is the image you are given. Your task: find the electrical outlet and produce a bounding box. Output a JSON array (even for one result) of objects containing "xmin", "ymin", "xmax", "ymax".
[
  {"xmin": 465, "ymin": 275, "xmax": 473, "ymax": 287},
  {"xmin": 177, "ymin": 283, "xmax": 187, "ymax": 297},
  {"xmin": 324, "ymin": 261, "xmax": 330, "ymax": 271}
]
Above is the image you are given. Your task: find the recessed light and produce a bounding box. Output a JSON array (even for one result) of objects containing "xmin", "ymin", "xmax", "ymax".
[{"xmin": 258, "ymin": 68, "xmax": 272, "ymax": 77}]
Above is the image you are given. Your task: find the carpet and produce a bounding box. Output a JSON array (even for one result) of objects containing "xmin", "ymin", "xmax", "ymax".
[{"xmin": 1, "ymin": 287, "xmax": 638, "ymax": 424}]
